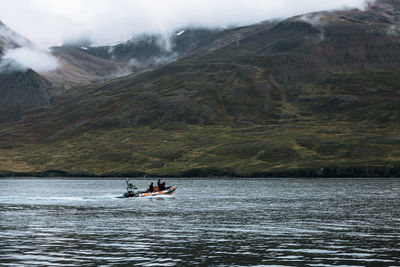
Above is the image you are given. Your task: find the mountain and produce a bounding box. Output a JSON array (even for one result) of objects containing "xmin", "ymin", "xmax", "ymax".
[
  {"xmin": 35, "ymin": 2, "xmax": 400, "ymax": 127},
  {"xmin": 43, "ymin": 45, "xmax": 131, "ymax": 90},
  {"xmin": 44, "ymin": 28, "xmax": 220, "ymax": 88},
  {"xmin": 0, "ymin": 20, "xmax": 31, "ymax": 55},
  {"xmin": 0, "ymin": 21, "xmax": 220, "ymax": 121},
  {"xmin": 0, "ymin": 69, "xmax": 53, "ymax": 121},
  {"xmin": 2, "ymin": 0, "xmax": 400, "ymax": 176},
  {"xmin": 83, "ymin": 29, "xmax": 221, "ymax": 64},
  {"xmin": 0, "ymin": 21, "xmax": 54, "ymax": 121}
]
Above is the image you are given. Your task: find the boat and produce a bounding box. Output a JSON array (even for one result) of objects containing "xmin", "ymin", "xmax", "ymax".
[{"xmin": 119, "ymin": 179, "xmax": 177, "ymax": 198}]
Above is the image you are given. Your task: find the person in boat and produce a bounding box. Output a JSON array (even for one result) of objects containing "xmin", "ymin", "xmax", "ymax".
[
  {"xmin": 161, "ymin": 181, "xmax": 166, "ymax": 190},
  {"xmin": 157, "ymin": 179, "xmax": 161, "ymax": 191},
  {"xmin": 128, "ymin": 183, "xmax": 137, "ymax": 190},
  {"xmin": 148, "ymin": 182, "xmax": 154, "ymax": 193},
  {"xmin": 126, "ymin": 181, "xmax": 137, "ymax": 197}
]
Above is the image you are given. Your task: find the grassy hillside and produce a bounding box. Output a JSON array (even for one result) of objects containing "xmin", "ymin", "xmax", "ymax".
[
  {"xmin": 1, "ymin": 2, "xmax": 400, "ymax": 177},
  {"xmin": 1, "ymin": 121, "xmax": 400, "ymax": 176}
]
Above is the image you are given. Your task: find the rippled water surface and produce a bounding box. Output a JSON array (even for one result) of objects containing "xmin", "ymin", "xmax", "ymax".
[{"xmin": 0, "ymin": 178, "xmax": 399, "ymax": 266}]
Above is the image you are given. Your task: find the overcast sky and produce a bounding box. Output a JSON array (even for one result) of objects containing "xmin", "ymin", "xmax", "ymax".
[{"xmin": 0, "ymin": 0, "xmax": 367, "ymax": 48}]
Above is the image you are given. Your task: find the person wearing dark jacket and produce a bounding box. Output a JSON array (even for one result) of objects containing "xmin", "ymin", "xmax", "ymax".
[
  {"xmin": 148, "ymin": 182, "xmax": 154, "ymax": 193},
  {"xmin": 157, "ymin": 179, "xmax": 161, "ymax": 190}
]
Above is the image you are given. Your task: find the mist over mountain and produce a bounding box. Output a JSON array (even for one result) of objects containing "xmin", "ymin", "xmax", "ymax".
[
  {"xmin": 84, "ymin": 29, "xmax": 220, "ymax": 64},
  {"xmin": 0, "ymin": 21, "xmax": 59, "ymax": 73},
  {"xmin": 0, "ymin": 0, "xmax": 366, "ymax": 48},
  {"xmin": 0, "ymin": 21, "xmax": 56, "ymax": 120},
  {"xmin": 0, "ymin": 20, "xmax": 219, "ymax": 113},
  {"xmin": 2, "ymin": 0, "xmax": 400, "ymax": 177},
  {"xmin": 0, "ymin": 20, "xmax": 30, "ymax": 54}
]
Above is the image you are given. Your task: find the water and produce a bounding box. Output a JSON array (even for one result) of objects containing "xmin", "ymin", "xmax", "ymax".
[{"xmin": 0, "ymin": 178, "xmax": 399, "ymax": 266}]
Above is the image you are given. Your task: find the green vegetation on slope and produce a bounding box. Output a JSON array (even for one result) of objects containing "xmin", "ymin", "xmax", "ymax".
[
  {"xmin": 1, "ymin": 120, "xmax": 400, "ymax": 176},
  {"xmin": 2, "ymin": 4, "xmax": 400, "ymax": 176}
]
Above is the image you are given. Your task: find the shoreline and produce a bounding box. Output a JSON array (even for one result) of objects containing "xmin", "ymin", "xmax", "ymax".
[{"xmin": 1, "ymin": 166, "xmax": 400, "ymax": 178}]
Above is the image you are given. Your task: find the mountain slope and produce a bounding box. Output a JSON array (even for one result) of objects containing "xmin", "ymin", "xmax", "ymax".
[
  {"xmin": 0, "ymin": 20, "xmax": 31, "ymax": 55},
  {"xmin": 44, "ymin": 29, "xmax": 220, "ymax": 88},
  {"xmin": 84, "ymin": 29, "xmax": 220, "ymax": 64},
  {"xmin": 0, "ymin": 21, "xmax": 55, "ymax": 121},
  {"xmin": 0, "ymin": 23, "xmax": 220, "ymax": 122},
  {"xmin": 0, "ymin": 69, "xmax": 53, "ymax": 121},
  {"xmin": 2, "ymin": 1, "xmax": 400, "ymax": 176},
  {"xmin": 43, "ymin": 45, "xmax": 130, "ymax": 90},
  {"xmin": 36, "ymin": 3, "xmax": 400, "ymax": 128}
]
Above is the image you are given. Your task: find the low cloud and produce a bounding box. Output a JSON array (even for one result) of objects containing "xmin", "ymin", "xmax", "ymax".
[
  {"xmin": 299, "ymin": 13, "xmax": 326, "ymax": 27},
  {"xmin": 0, "ymin": 23, "xmax": 59, "ymax": 74},
  {"xmin": 299, "ymin": 13, "xmax": 327, "ymax": 41},
  {"xmin": 0, "ymin": 58, "xmax": 27, "ymax": 73},
  {"xmin": 387, "ymin": 24, "xmax": 399, "ymax": 35},
  {"xmin": 0, "ymin": 47, "xmax": 59, "ymax": 73},
  {"xmin": 154, "ymin": 53, "xmax": 178, "ymax": 65},
  {"xmin": 0, "ymin": 24, "xmax": 31, "ymax": 50},
  {"xmin": 0, "ymin": 0, "xmax": 367, "ymax": 48}
]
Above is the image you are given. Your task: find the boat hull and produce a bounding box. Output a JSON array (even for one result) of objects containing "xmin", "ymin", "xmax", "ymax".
[{"xmin": 121, "ymin": 186, "xmax": 177, "ymax": 198}]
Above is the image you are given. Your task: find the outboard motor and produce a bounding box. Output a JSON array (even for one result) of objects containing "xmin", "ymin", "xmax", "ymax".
[{"xmin": 127, "ymin": 189, "xmax": 134, "ymax": 197}]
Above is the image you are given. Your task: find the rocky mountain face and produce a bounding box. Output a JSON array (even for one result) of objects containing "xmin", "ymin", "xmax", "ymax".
[
  {"xmin": 44, "ymin": 45, "xmax": 130, "ymax": 90},
  {"xmin": 44, "ymin": 28, "xmax": 220, "ymax": 88},
  {"xmin": 84, "ymin": 29, "xmax": 220, "ymax": 64},
  {"xmin": 0, "ymin": 20, "xmax": 30, "ymax": 55},
  {"xmin": 0, "ymin": 21, "xmax": 54, "ymax": 121},
  {"xmin": 2, "ymin": 0, "xmax": 400, "ymax": 176},
  {"xmin": 0, "ymin": 21, "xmax": 219, "ymax": 121},
  {"xmin": 31, "ymin": 0, "xmax": 400, "ymax": 128},
  {"xmin": 0, "ymin": 69, "xmax": 53, "ymax": 121}
]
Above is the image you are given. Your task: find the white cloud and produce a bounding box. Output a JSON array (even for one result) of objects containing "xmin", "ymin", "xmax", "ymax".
[
  {"xmin": 0, "ymin": 24, "xmax": 31, "ymax": 50},
  {"xmin": 0, "ymin": 0, "xmax": 367, "ymax": 48},
  {"xmin": 0, "ymin": 47, "xmax": 59, "ymax": 73}
]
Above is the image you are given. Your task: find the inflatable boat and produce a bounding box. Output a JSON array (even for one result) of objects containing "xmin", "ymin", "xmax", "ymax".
[
  {"xmin": 122, "ymin": 186, "xmax": 176, "ymax": 198},
  {"xmin": 119, "ymin": 179, "xmax": 177, "ymax": 198}
]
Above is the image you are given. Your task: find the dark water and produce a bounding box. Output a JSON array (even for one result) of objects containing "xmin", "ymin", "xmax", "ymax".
[{"xmin": 0, "ymin": 178, "xmax": 399, "ymax": 266}]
